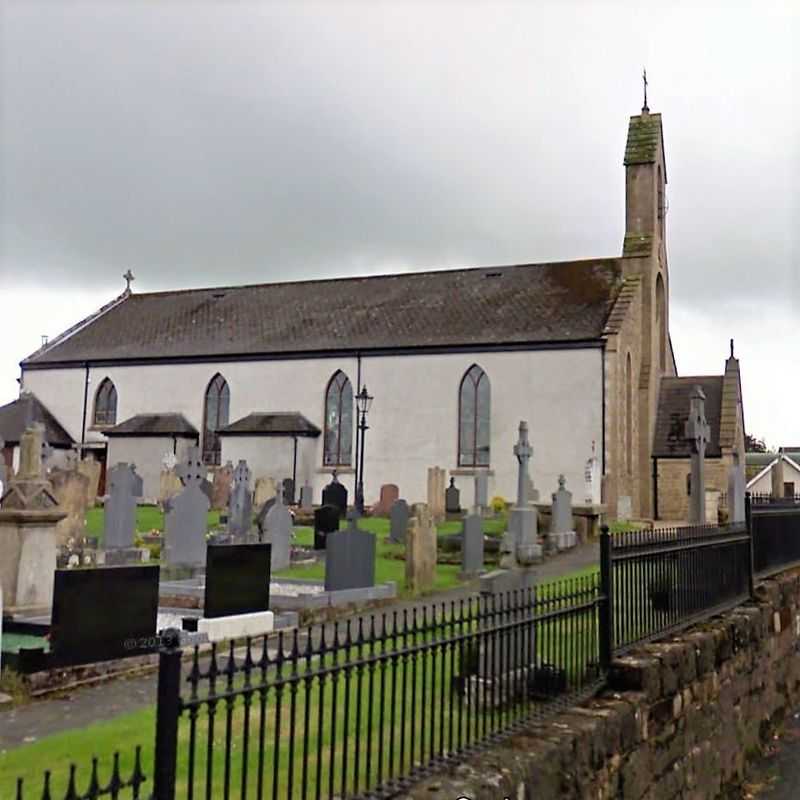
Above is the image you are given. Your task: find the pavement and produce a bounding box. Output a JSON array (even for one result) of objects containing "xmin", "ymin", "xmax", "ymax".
[
  {"xmin": 0, "ymin": 540, "xmax": 600, "ymax": 750},
  {"xmin": 748, "ymin": 709, "xmax": 800, "ymax": 798}
]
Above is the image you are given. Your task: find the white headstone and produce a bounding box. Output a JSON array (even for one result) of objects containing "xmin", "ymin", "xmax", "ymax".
[{"xmin": 584, "ymin": 442, "xmax": 601, "ymax": 505}]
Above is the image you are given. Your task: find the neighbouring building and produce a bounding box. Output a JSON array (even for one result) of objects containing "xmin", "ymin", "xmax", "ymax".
[
  {"xmin": 746, "ymin": 451, "xmax": 800, "ymax": 498},
  {"xmin": 11, "ymin": 101, "xmax": 745, "ymax": 518}
]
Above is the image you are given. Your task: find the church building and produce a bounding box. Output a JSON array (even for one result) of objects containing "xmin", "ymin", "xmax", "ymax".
[{"xmin": 6, "ymin": 102, "xmax": 746, "ymax": 521}]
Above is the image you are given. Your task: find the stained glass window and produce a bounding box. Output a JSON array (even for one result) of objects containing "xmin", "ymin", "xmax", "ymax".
[
  {"xmin": 203, "ymin": 374, "xmax": 230, "ymax": 466},
  {"xmin": 459, "ymin": 365, "xmax": 490, "ymax": 467},
  {"xmin": 93, "ymin": 378, "xmax": 118, "ymax": 426},
  {"xmin": 324, "ymin": 371, "xmax": 353, "ymax": 466}
]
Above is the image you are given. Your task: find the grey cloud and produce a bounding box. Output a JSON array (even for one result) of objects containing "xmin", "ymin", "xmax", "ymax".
[{"xmin": 0, "ymin": 0, "xmax": 798, "ymax": 316}]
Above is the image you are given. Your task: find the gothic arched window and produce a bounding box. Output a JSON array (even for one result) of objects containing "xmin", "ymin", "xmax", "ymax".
[
  {"xmin": 626, "ymin": 353, "xmax": 633, "ymax": 476},
  {"xmin": 202, "ymin": 373, "xmax": 230, "ymax": 465},
  {"xmin": 93, "ymin": 378, "xmax": 118, "ymax": 426},
  {"xmin": 656, "ymin": 273, "xmax": 667, "ymax": 372},
  {"xmin": 324, "ymin": 371, "xmax": 353, "ymax": 466},
  {"xmin": 458, "ymin": 365, "xmax": 491, "ymax": 467}
]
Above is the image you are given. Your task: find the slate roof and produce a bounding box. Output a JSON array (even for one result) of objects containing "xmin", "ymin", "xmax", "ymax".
[
  {"xmin": 0, "ymin": 393, "xmax": 74, "ymax": 447},
  {"xmin": 218, "ymin": 413, "xmax": 321, "ymax": 438},
  {"xmin": 22, "ymin": 259, "xmax": 624, "ymax": 366},
  {"xmin": 104, "ymin": 413, "xmax": 199, "ymax": 437},
  {"xmin": 653, "ymin": 377, "xmax": 724, "ymax": 458}
]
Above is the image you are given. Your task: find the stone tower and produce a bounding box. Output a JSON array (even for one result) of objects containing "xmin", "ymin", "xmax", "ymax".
[
  {"xmin": 604, "ymin": 97, "xmax": 673, "ymax": 520},
  {"xmin": 624, "ymin": 101, "xmax": 671, "ymax": 519}
]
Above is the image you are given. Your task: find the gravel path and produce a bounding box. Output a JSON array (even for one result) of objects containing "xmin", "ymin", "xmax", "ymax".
[{"xmin": 0, "ymin": 541, "xmax": 599, "ymax": 749}]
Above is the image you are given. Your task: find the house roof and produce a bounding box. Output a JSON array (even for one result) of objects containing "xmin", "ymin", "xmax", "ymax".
[
  {"xmin": 21, "ymin": 259, "xmax": 624, "ymax": 366},
  {"xmin": 218, "ymin": 413, "xmax": 321, "ymax": 438},
  {"xmin": 0, "ymin": 393, "xmax": 74, "ymax": 448},
  {"xmin": 653, "ymin": 377, "xmax": 724, "ymax": 458},
  {"xmin": 103, "ymin": 413, "xmax": 199, "ymax": 437},
  {"xmin": 746, "ymin": 453, "xmax": 800, "ymax": 490}
]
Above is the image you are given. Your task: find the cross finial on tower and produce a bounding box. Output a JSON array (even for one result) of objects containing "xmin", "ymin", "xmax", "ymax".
[
  {"xmin": 642, "ymin": 68, "xmax": 649, "ymax": 113},
  {"xmin": 730, "ymin": 338, "xmax": 735, "ymax": 359},
  {"xmin": 123, "ymin": 269, "xmax": 135, "ymax": 292}
]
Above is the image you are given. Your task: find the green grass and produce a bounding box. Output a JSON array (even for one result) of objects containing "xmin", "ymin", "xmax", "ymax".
[
  {"xmin": 84, "ymin": 507, "xmax": 221, "ymax": 545},
  {"xmin": 1, "ymin": 587, "xmax": 598, "ymax": 798}
]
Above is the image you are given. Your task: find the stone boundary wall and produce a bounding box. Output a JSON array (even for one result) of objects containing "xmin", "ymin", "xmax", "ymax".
[{"xmin": 406, "ymin": 570, "xmax": 800, "ymax": 800}]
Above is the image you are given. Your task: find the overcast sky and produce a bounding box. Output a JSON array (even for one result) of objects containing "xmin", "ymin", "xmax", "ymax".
[{"xmin": 1, "ymin": 1, "xmax": 798, "ymax": 447}]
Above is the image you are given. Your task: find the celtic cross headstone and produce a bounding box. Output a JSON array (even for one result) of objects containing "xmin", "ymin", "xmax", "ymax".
[{"xmin": 685, "ymin": 386, "xmax": 711, "ymax": 524}]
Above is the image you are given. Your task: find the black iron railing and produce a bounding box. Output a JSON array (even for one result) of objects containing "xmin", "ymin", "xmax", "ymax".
[
  {"xmin": 13, "ymin": 748, "xmax": 147, "ymax": 800},
  {"xmin": 751, "ymin": 495, "xmax": 800, "ymax": 578},
  {"xmin": 13, "ymin": 499, "xmax": 800, "ymax": 799},
  {"xmin": 607, "ymin": 523, "xmax": 752, "ymax": 654},
  {"xmin": 152, "ymin": 579, "xmax": 604, "ymax": 800}
]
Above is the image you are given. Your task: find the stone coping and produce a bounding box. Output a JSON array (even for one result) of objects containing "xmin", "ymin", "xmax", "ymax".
[
  {"xmin": 0, "ymin": 508, "xmax": 67, "ymax": 524},
  {"xmin": 405, "ymin": 569, "xmax": 800, "ymax": 800}
]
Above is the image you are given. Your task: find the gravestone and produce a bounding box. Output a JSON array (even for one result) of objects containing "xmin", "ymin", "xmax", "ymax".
[
  {"xmin": 77, "ymin": 457, "xmax": 102, "ymax": 506},
  {"xmin": 0, "ymin": 425, "xmax": 64, "ymax": 609},
  {"xmin": 373, "ymin": 483, "xmax": 399, "ymax": 516},
  {"xmin": 584, "ymin": 442, "xmax": 601, "ymax": 505},
  {"xmin": 204, "ymin": 543, "xmax": 271, "ymax": 619},
  {"xmin": 550, "ymin": 475, "xmax": 576, "ymax": 550},
  {"xmin": 104, "ymin": 464, "xmax": 143, "ymax": 550},
  {"xmin": 502, "ymin": 421, "xmax": 541, "ymax": 567},
  {"xmin": 211, "ymin": 462, "xmax": 234, "ymax": 510},
  {"xmin": 261, "ymin": 485, "xmax": 293, "ymax": 571},
  {"xmin": 50, "ymin": 565, "xmax": 159, "ymax": 666},
  {"xmin": 322, "ymin": 472, "xmax": 348, "ymax": 518},
  {"xmin": 176, "ymin": 447, "xmax": 213, "ymax": 500},
  {"xmin": 427, "ymin": 467, "xmax": 446, "ymax": 522},
  {"xmin": 685, "ymin": 385, "xmax": 711, "ymax": 524},
  {"xmin": 299, "ymin": 483, "xmax": 313, "ymax": 512},
  {"xmin": 50, "ymin": 466, "xmax": 90, "ymax": 547},
  {"xmin": 314, "ymin": 504, "xmax": 340, "ymax": 549},
  {"xmin": 164, "ymin": 448, "xmax": 211, "ymax": 567},
  {"xmin": 389, "ymin": 498, "xmax": 410, "ymax": 544},
  {"xmin": 325, "ymin": 516, "xmax": 376, "ymax": 592},
  {"xmin": 474, "ymin": 471, "xmax": 489, "ymax": 514},
  {"xmin": 162, "ymin": 451, "xmax": 178, "ymax": 471},
  {"xmin": 254, "ymin": 476, "xmax": 277, "ymax": 508},
  {"xmin": 461, "ymin": 513, "xmax": 484, "ymax": 577},
  {"xmin": 159, "ymin": 468, "xmax": 183, "ymax": 507},
  {"xmin": 228, "ymin": 460, "xmax": 253, "ymax": 539},
  {"xmin": 728, "ymin": 452, "xmax": 746, "ymax": 523},
  {"xmin": 445, "ymin": 477, "xmax": 461, "ymax": 514},
  {"xmin": 282, "ymin": 477, "xmax": 296, "ymax": 506},
  {"xmin": 406, "ymin": 503, "xmax": 437, "ymax": 594}
]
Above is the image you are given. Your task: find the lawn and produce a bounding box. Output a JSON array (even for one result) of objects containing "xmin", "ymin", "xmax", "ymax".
[
  {"xmin": 82, "ymin": 508, "xmax": 507, "ymax": 595},
  {"xmin": 1, "ymin": 567, "xmax": 598, "ymax": 799}
]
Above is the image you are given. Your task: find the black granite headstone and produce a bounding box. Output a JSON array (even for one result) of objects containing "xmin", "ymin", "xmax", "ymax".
[
  {"xmin": 445, "ymin": 477, "xmax": 461, "ymax": 513},
  {"xmin": 322, "ymin": 476, "xmax": 348, "ymax": 518},
  {"xmin": 314, "ymin": 504, "xmax": 341, "ymax": 549},
  {"xmin": 50, "ymin": 565, "xmax": 159, "ymax": 666},
  {"xmin": 282, "ymin": 477, "xmax": 296, "ymax": 506},
  {"xmin": 204, "ymin": 543, "xmax": 271, "ymax": 619}
]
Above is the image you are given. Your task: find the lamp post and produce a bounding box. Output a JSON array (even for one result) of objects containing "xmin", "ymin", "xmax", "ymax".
[{"xmin": 355, "ymin": 385, "xmax": 374, "ymax": 514}]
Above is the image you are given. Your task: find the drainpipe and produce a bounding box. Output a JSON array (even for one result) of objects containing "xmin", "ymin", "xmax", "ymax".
[
  {"xmin": 292, "ymin": 435, "xmax": 298, "ymax": 496},
  {"xmin": 354, "ymin": 353, "xmax": 362, "ymax": 496},
  {"xmin": 80, "ymin": 362, "xmax": 90, "ymax": 458}
]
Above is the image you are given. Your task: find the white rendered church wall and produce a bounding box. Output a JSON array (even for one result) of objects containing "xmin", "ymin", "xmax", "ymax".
[
  {"xmin": 21, "ymin": 347, "xmax": 602, "ymax": 506},
  {"xmin": 21, "ymin": 368, "xmax": 87, "ymax": 442},
  {"xmin": 220, "ymin": 436, "xmax": 300, "ymax": 485}
]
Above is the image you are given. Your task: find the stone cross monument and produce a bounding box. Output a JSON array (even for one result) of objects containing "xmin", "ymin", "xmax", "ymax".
[
  {"xmin": 685, "ymin": 386, "xmax": 711, "ymax": 524},
  {"xmin": 501, "ymin": 421, "xmax": 540, "ymax": 568}
]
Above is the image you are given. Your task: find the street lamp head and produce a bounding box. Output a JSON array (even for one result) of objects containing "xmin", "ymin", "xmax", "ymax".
[{"xmin": 356, "ymin": 385, "xmax": 374, "ymax": 415}]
